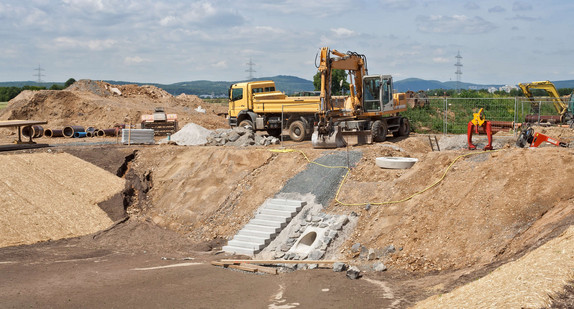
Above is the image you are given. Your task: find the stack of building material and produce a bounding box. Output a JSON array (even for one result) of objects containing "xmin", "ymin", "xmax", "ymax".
[{"xmin": 121, "ymin": 129, "xmax": 155, "ymax": 145}]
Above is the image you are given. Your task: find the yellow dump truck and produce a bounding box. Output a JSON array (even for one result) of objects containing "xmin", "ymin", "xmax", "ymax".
[{"xmin": 228, "ymin": 80, "xmax": 331, "ymax": 141}]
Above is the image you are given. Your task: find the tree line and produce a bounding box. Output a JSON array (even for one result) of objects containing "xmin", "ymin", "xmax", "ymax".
[{"xmin": 0, "ymin": 78, "xmax": 76, "ymax": 102}]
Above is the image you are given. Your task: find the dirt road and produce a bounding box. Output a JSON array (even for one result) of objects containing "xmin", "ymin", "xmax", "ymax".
[{"xmin": 0, "ymin": 221, "xmax": 394, "ymax": 309}]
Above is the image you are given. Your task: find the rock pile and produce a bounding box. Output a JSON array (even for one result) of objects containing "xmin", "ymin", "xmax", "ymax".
[{"xmin": 205, "ymin": 127, "xmax": 280, "ymax": 146}]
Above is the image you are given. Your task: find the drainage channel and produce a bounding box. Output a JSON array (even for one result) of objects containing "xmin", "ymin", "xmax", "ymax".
[{"xmin": 223, "ymin": 150, "xmax": 362, "ymax": 264}]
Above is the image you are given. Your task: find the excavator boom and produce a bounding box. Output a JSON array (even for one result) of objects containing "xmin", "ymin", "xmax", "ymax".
[{"xmin": 518, "ymin": 81, "xmax": 570, "ymax": 122}]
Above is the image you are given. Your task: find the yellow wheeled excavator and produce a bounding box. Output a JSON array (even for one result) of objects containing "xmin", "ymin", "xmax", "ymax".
[{"xmin": 312, "ymin": 47, "xmax": 410, "ymax": 148}]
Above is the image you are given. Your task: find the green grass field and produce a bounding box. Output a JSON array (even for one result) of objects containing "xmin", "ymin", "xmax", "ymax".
[{"xmin": 0, "ymin": 102, "xmax": 8, "ymax": 110}]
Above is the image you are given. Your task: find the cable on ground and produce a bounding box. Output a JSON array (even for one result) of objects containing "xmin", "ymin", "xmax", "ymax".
[{"xmin": 270, "ymin": 148, "xmax": 501, "ymax": 207}]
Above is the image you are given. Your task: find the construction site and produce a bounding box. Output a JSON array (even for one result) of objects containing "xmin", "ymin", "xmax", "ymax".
[{"xmin": 1, "ymin": 49, "xmax": 574, "ymax": 308}]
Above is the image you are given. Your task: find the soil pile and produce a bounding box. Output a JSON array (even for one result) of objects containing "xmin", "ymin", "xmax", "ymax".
[
  {"xmin": 0, "ymin": 152, "xmax": 125, "ymax": 248},
  {"xmin": 334, "ymin": 140, "xmax": 574, "ymax": 274},
  {"xmin": 0, "ymin": 79, "xmax": 228, "ymax": 132}
]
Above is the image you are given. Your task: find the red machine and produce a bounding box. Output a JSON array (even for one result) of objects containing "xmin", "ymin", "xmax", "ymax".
[
  {"xmin": 516, "ymin": 126, "xmax": 569, "ymax": 148},
  {"xmin": 467, "ymin": 108, "xmax": 493, "ymax": 150}
]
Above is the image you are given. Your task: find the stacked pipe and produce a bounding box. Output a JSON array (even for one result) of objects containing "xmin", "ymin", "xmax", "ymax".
[
  {"xmin": 21, "ymin": 125, "xmax": 44, "ymax": 138},
  {"xmin": 40, "ymin": 126, "xmax": 121, "ymax": 138}
]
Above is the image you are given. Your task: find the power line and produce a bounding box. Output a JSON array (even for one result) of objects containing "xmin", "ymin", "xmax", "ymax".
[
  {"xmin": 245, "ymin": 58, "xmax": 256, "ymax": 80},
  {"xmin": 33, "ymin": 65, "xmax": 45, "ymax": 83}
]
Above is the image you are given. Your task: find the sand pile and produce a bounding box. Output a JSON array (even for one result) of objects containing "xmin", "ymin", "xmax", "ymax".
[
  {"xmin": 160, "ymin": 123, "xmax": 213, "ymax": 146},
  {"xmin": 0, "ymin": 152, "xmax": 125, "ymax": 248},
  {"xmin": 0, "ymin": 79, "xmax": 228, "ymax": 132}
]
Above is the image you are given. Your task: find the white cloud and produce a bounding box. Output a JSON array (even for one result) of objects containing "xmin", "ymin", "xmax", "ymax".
[
  {"xmin": 53, "ymin": 37, "xmax": 116, "ymax": 51},
  {"xmin": 416, "ymin": 15, "xmax": 497, "ymax": 34},
  {"xmin": 124, "ymin": 56, "xmax": 148, "ymax": 65},
  {"xmin": 432, "ymin": 57, "xmax": 450, "ymax": 63},
  {"xmin": 212, "ymin": 60, "xmax": 227, "ymax": 69},
  {"xmin": 331, "ymin": 28, "xmax": 356, "ymax": 38}
]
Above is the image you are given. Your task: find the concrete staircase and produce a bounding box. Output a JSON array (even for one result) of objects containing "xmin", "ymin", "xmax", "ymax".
[{"xmin": 222, "ymin": 198, "xmax": 306, "ymax": 256}]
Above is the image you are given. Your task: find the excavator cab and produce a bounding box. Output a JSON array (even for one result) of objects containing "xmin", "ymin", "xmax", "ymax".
[{"xmin": 363, "ymin": 75, "xmax": 393, "ymax": 112}]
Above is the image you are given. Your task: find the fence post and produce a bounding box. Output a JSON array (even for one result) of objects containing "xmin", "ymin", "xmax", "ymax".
[{"xmin": 444, "ymin": 97, "xmax": 448, "ymax": 134}]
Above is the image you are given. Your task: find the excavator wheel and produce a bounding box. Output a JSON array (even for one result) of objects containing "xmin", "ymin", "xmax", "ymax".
[
  {"xmin": 371, "ymin": 120, "xmax": 388, "ymax": 142},
  {"xmin": 289, "ymin": 121, "xmax": 307, "ymax": 142},
  {"xmin": 398, "ymin": 118, "xmax": 410, "ymax": 137}
]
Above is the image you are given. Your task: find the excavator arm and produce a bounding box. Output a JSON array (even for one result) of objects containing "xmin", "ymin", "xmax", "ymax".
[
  {"xmin": 518, "ymin": 81, "xmax": 569, "ymax": 121},
  {"xmin": 313, "ymin": 47, "xmax": 368, "ymax": 148}
]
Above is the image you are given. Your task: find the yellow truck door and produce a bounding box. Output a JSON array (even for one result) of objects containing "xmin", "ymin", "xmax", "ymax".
[{"xmin": 229, "ymin": 86, "xmax": 247, "ymax": 117}]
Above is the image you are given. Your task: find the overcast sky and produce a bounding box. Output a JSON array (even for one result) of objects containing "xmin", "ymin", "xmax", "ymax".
[{"xmin": 1, "ymin": 0, "xmax": 572, "ymax": 85}]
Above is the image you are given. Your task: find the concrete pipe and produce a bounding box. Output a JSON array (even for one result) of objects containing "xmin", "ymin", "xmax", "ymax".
[
  {"xmin": 86, "ymin": 131, "xmax": 93, "ymax": 137},
  {"xmin": 95, "ymin": 129, "xmax": 105, "ymax": 137},
  {"xmin": 74, "ymin": 131, "xmax": 87, "ymax": 138},
  {"xmin": 63, "ymin": 126, "xmax": 85, "ymax": 138},
  {"xmin": 102, "ymin": 128, "xmax": 118, "ymax": 137},
  {"xmin": 21, "ymin": 125, "xmax": 44, "ymax": 138},
  {"xmin": 44, "ymin": 129, "xmax": 64, "ymax": 138}
]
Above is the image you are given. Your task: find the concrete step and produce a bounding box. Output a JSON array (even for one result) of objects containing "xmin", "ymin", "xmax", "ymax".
[
  {"xmin": 264, "ymin": 203, "xmax": 302, "ymax": 212},
  {"xmin": 237, "ymin": 228, "xmax": 274, "ymax": 239},
  {"xmin": 259, "ymin": 208, "xmax": 296, "ymax": 217},
  {"xmin": 226, "ymin": 239, "xmax": 265, "ymax": 250},
  {"xmin": 233, "ymin": 234, "xmax": 270, "ymax": 245},
  {"xmin": 249, "ymin": 219, "xmax": 286, "ymax": 228},
  {"xmin": 268, "ymin": 198, "xmax": 307, "ymax": 208},
  {"xmin": 222, "ymin": 245, "xmax": 256, "ymax": 256},
  {"xmin": 255, "ymin": 214, "xmax": 289, "ymax": 223},
  {"xmin": 242, "ymin": 223, "xmax": 281, "ymax": 234}
]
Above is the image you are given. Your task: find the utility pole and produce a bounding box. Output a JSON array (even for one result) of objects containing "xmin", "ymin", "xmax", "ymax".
[
  {"xmin": 454, "ymin": 51, "xmax": 462, "ymax": 93},
  {"xmin": 33, "ymin": 65, "xmax": 45, "ymax": 83},
  {"xmin": 245, "ymin": 58, "xmax": 256, "ymax": 80}
]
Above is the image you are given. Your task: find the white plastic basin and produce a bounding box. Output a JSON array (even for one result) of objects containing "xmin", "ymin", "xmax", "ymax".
[{"xmin": 376, "ymin": 157, "xmax": 418, "ymax": 169}]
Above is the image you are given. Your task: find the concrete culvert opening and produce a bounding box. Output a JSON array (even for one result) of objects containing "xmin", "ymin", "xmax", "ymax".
[{"xmin": 293, "ymin": 231, "xmax": 318, "ymax": 254}]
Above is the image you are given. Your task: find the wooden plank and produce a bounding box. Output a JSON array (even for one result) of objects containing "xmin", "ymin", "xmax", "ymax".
[
  {"xmin": 246, "ymin": 264, "xmax": 278, "ymax": 275},
  {"xmin": 228, "ymin": 264, "xmax": 257, "ymax": 272},
  {"xmin": 219, "ymin": 259, "xmax": 345, "ymax": 265},
  {"xmin": 0, "ymin": 120, "xmax": 48, "ymax": 128},
  {"xmin": 210, "ymin": 261, "xmax": 228, "ymax": 267}
]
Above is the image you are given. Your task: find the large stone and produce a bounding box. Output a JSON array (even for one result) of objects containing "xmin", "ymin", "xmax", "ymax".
[
  {"xmin": 351, "ymin": 243, "xmax": 361, "ymax": 253},
  {"xmin": 333, "ymin": 216, "xmax": 349, "ymax": 230},
  {"xmin": 333, "ymin": 262, "xmax": 347, "ymax": 272},
  {"xmin": 307, "ymin": 250, "xmax": 324, "ymax": 260},
  {"xmin": 227, "ymin": 130, "xmax": 240, "ymax": 142},
  {"xmin": 367, "ymin": 248, "xmax": 376, "ymax": 261},
  {"xmin": 346, "ymin": 266, "xmax": 362, "ymax": 279},
  {"xmin": 373, "ymin": 262, "xmax": 387, "ymax": 272}
]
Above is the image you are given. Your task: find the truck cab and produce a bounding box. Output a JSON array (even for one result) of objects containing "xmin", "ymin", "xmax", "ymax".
[{"xmin": 228, "ymin": 81, "xmax": 277, "ymax": 122}]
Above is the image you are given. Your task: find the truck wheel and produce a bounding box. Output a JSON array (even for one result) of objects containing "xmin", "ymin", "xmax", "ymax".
[
  {"xmin": 267, "ymin": 128, "xmax": 281, "ymax": 137},
  {"xmin": 371, "ymin": 120, "xmax": 388, "ymax": 142},
  {"xmin": 289, "ymin": 121, "xmax": 307, "ymax": 142},
  {"xmin": 239, "ymin": 119, "xmax": 254, "ymax": 130}
]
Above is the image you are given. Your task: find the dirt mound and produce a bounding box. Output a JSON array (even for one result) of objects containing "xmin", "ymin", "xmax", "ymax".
[
  {"xmin": 0, "ymin": 152, "xmax": 125, "ymax": 248},
  {"xmin": 335, "ymin": 144, "xmax": 574, "ymax": 273},
  {"xmin": 0, "ymin": 79, "xmax": 228, "ymax": 133},
  {"xmin": 128, "ymin": 146, "xmax": 317, "ymax": 242}
]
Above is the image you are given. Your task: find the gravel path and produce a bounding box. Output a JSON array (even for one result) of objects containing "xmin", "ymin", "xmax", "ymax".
[{"xmin": 278, "ymin": 150, "xmax": 362, "ymax": 206}]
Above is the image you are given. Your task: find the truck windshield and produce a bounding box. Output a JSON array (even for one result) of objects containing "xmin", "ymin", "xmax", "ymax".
[{"xmin": 231, "ymin": 88, "xmax": 243, "ymax": 101}]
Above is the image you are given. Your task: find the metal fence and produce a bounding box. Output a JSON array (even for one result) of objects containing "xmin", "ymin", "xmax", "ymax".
[{"xmin": 404, "ymin": 97, "xmax": 567, "ymax": 135}]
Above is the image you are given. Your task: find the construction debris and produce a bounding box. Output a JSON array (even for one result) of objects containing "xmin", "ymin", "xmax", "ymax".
[
  {"xmin": 205, "ymin": 127, "xmax": 280, "ymax": 147},
  {"xmin": 159, "ymin": 123, "xmax": 212, "ymax": 146}
]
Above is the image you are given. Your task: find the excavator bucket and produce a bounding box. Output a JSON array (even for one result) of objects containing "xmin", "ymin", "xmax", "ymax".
[{"xmin": 311, "ymin": 125, "xmax": 347, "ymax": 149}]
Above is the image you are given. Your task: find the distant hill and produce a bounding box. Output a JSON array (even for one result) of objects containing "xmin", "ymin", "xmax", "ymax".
[
  {"xmin": 394, "ymin": 78, "xmax": 504, "ymax": 92},
  {"xmin": 3, "ymin": 77, "xmax": 574, "ymax": 96}
]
